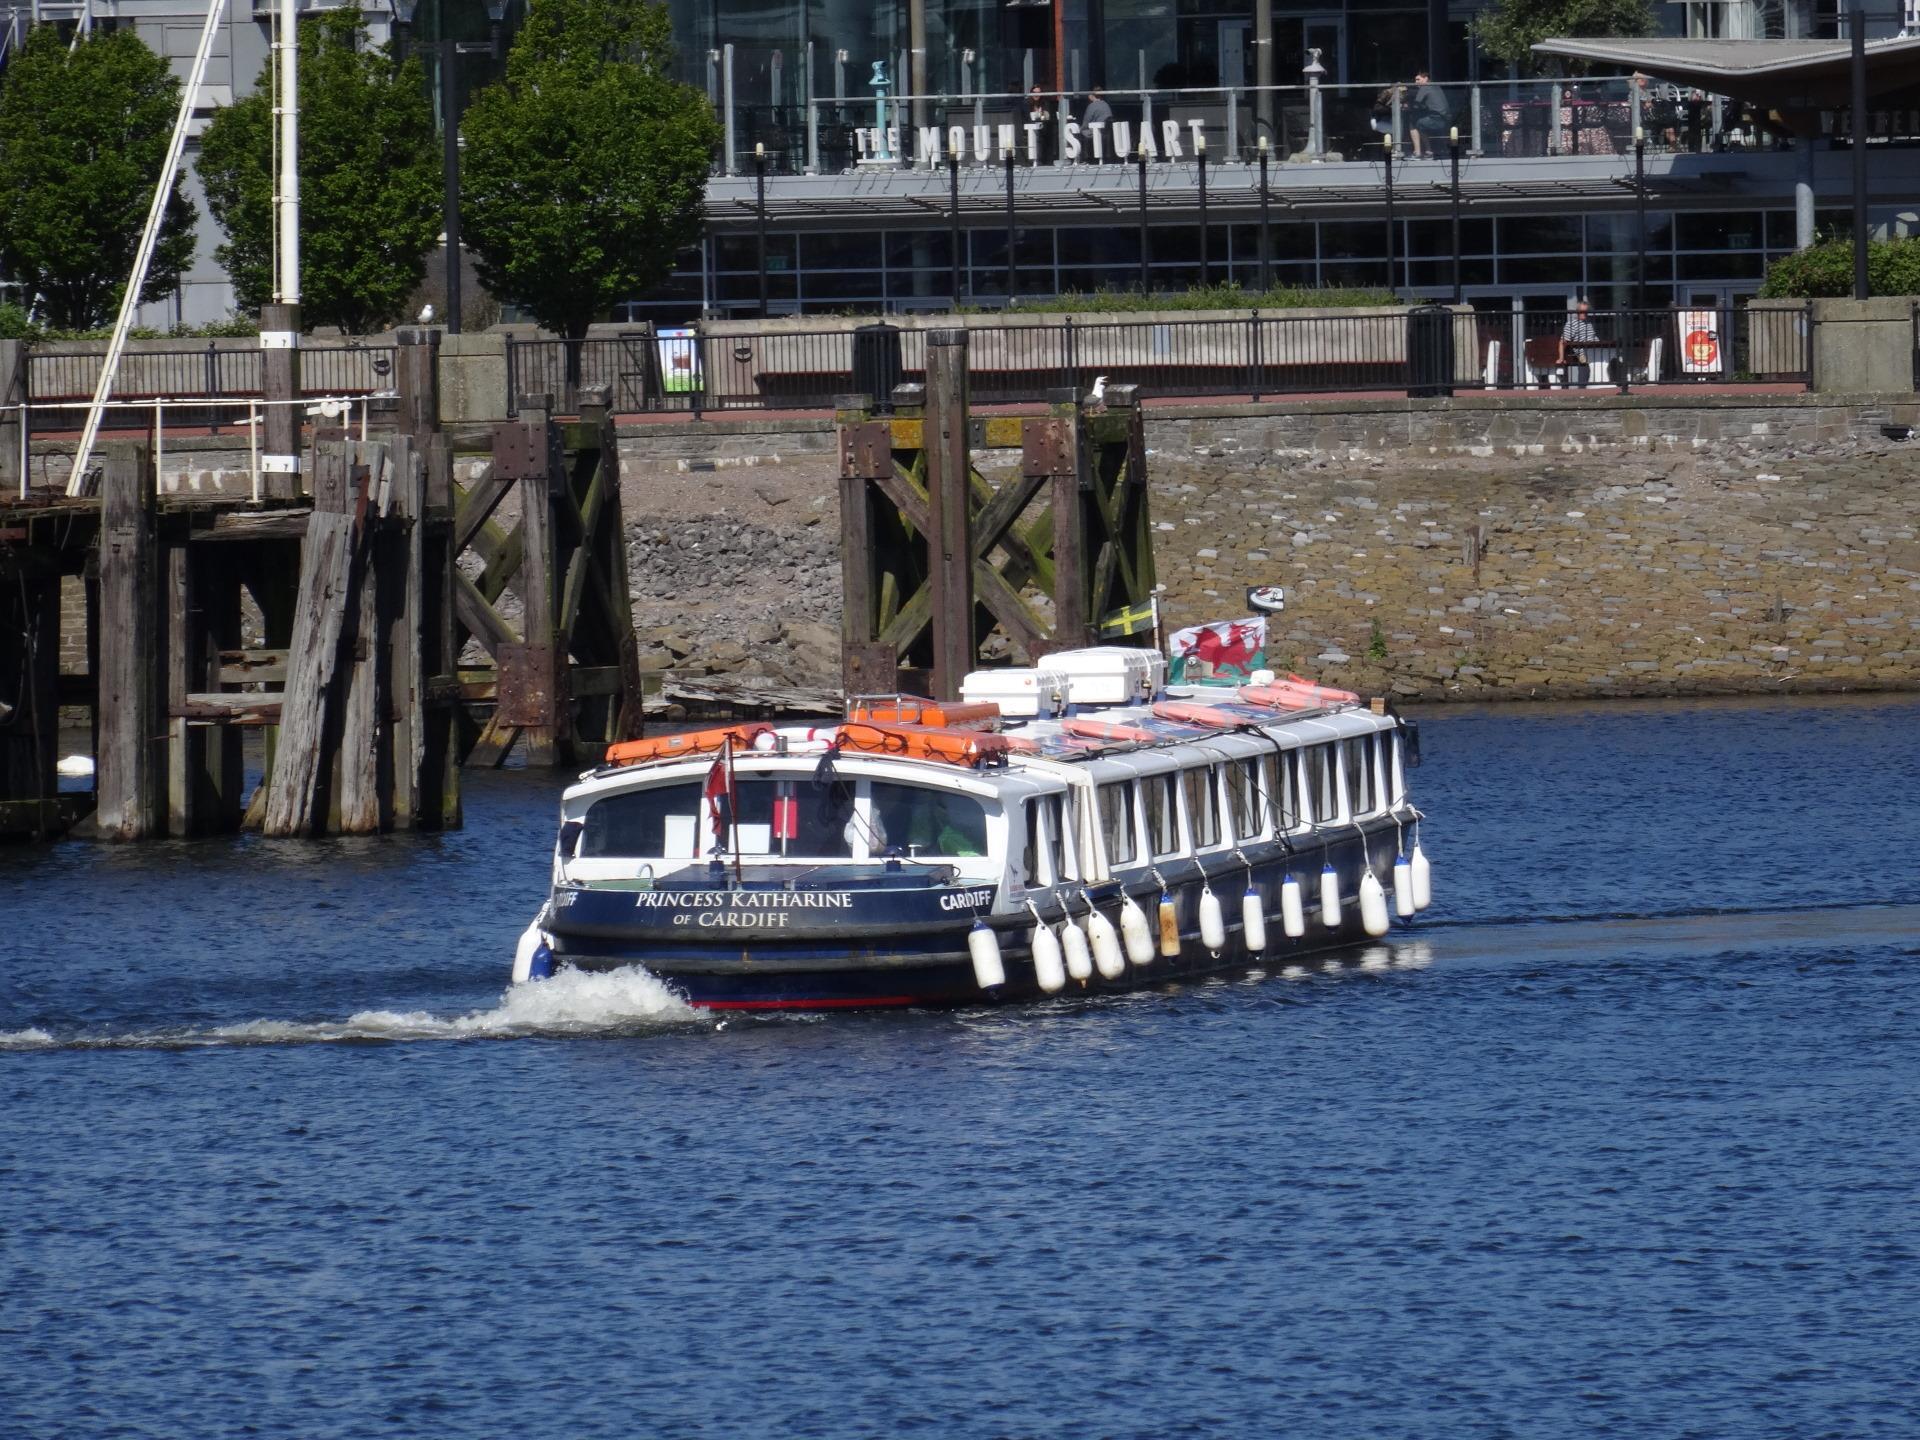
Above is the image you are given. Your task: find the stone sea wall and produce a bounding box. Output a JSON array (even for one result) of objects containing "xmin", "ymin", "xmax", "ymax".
[{"xmin": 1145, "ymin": 437, "xmax": 1920, "ymax": 701}]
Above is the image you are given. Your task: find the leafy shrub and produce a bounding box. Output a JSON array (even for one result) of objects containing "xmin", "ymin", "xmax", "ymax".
[{"xmin": 1760, "ymin": 235, "xmax": 1920, "ymax": 298}]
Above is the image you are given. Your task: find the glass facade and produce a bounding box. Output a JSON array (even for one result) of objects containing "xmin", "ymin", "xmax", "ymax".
[{"xmin": 622, "ymin": 206, "xmax": 1815, "ymax": 322}]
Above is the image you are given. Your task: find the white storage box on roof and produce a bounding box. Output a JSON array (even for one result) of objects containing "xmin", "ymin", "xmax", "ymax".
[
  {"xmin": 1037, "ymin": 646, "xmax": 1169, "ymax": 706},
  {"xmin": 960, "ymin": 667, "xmax": 1069, "ymax": 719}
]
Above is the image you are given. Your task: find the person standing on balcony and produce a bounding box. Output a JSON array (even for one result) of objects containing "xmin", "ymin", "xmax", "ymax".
[
  {"xmin": 1082, "ymin": 88, "xmax": 1113, "ymax": 162},
  {"xmin": 1406, "ymin": 71, "xmax": 1450, "ymax": 157},
  {"xmin": 1028, "ymin": 85, "xmax": 1059, "ymax": 163}
]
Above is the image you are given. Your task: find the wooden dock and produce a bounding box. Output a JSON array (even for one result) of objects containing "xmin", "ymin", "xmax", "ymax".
[{"xmin": 0, "ymin": 330, "xmax": 644, "ymax": 843}]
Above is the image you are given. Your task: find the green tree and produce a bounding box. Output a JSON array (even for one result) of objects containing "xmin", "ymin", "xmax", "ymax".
[
  {"xmin": 1760, "ymin": 235, "xmax": 1920, "ymax": 297},
  {"xmin": 459, "ymin": 0, "xmax": 719, "ymax": 341},
  {"xmin": 1472, "ymin": 0, "xmax": 1657, "ymax": 72},
  {"xmin": 196, "ymin": 8, "xmax": 439, "ymax": 332},
  {"xmin": 0, "ymin": 24, "xmax": 195, "ymax": 330}
]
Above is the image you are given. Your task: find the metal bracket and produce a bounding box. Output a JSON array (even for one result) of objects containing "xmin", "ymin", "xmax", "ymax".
[
  {"xmin": 1022, "ymin": 418, "xmax": 1074, "ymax": 477},
  {"xmin": 496, "ymin": 641, "xmax": 566, "ymax": 729},
  {"xmin": 841, "ymin": 421, "xmax": 894, "ymax": 480},
  {"xmin": 490, "ymin": 419, "xmax": 554, "ymax": 483}
]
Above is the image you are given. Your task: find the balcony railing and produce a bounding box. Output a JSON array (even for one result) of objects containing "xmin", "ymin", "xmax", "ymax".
[{"xmin": 711, "ymin": 78, "xmax": 1800, "ymax": 178}]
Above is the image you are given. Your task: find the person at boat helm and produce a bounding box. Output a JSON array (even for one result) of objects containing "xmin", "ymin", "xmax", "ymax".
[{"xmin": 907, "ymin": 792, "xmax": 984, "ymax": 857}]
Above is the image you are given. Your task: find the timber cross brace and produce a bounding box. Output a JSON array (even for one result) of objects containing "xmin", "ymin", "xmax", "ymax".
[
  {"xmin": 836, "ymin": 329, "xmax": 1159, "ymax": 701},
  {"xmin": 449, "ymin": 388, "xmax": 645, "ymax": 768}
]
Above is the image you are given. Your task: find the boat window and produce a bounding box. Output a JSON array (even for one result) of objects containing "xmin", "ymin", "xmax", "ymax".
[
  {"xmin": 1226, "ymin": 758, "xmax": 1264, "ymax": 841},
  {"xmin": 1183, "ymin": 765, "xmax": 1221, "ymax": 848},
  {"xmin": 1302, "ymin": 745, "xmax": 1339, "ymax": 825},
  {"xmin": 1024, "ymin": 796, "xmax": 1068, "ymax": 886},
  {"xmin": 579, "ymin": 779, "xmax": 856, "ymax": 860},
  {"xmin": 1342, "ymin": 738, "xmax": 1375, "ymax": 818},
  {"xmin": 1051, "ymin": 794, "xmax": 1081, "ymax": 882},
  {"xmin": 1142, "ymin": 774, "xmax": 1181, "ymax": 858},
  {"xmin": 868, "ymin": 781, "xmax": 989, "ymax": 858},
  {"xmin": 1098, "ymin": 782, "xmax": 1137, "ymax": 866}
]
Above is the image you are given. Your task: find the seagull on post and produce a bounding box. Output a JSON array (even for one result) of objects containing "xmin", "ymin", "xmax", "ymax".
[
  {"xmin": 1087, "ymin": 374, "xmax": 1109, "ymax": 413},
  {"xmin": 417, "ymin": 303, "xmax": 436, "ymax": 324}
]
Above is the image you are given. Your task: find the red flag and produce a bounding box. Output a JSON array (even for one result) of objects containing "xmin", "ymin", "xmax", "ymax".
[
  {"xmin": 772, "ymin": 782, "xmax": 799, "ymax": 841},
  {"xmin": 703, "ymin": 739, "xmax": 734, "ymax": 851}
]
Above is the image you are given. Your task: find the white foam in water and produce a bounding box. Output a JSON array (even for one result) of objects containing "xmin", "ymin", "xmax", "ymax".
[{"xmin": 11, "ymin": 967, "xmax": 701, "ymax": 1051}]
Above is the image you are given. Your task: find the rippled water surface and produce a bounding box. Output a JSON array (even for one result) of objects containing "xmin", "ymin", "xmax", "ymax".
[{"xmin": 5, "ymin": 696, "xmax": 1919, "ymax": 1438}]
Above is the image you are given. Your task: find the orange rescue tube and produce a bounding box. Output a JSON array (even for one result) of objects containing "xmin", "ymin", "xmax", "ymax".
[
  {"xmin": 1284, "ymin": 673, "xmax": 1361, "ymax": 704},
  {"xmin": 1061, "ymin": 716, "xmax": 1158, "ymax": 745},
  {"xmin": 847, "ymin": 698, "xmax": 1003, "ymax": 731},
  {"xmin": 1237, "ymin": 684, "xmax": 1318, "ymax": 711},
  {"xmin": 1150, "ymin": 700, "xmax": 1245, "ymax": 728},
  {"xmin": 605, "ymin": 723, "xmax": 775, "ymax": 766},
  {"xmin": 834, "ymin": 720, "xmax": 1017, "ymax": 768}
]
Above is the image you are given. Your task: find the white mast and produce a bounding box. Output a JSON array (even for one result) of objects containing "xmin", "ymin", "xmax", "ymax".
[
  {"xmin": 275, "ymin": 0, "xmax": 299, "ymax": 304},
  {"xmin": 68, "ymin": 0, "xmax": 229, "ymax": 496}
]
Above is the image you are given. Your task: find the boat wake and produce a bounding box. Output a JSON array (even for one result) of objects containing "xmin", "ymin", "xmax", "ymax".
[{"xmin": 0, "ymin": 966, "xmax": 702, "ymax": 1052}]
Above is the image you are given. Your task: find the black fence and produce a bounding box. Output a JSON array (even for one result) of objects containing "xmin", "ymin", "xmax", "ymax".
[
  {"xmin": 507, "ymin": 308, "xmax": 1809, "ymax": 417},
  {"xmin": 22, "ymin": 343, "xmax": 398, "ymax": 431}
]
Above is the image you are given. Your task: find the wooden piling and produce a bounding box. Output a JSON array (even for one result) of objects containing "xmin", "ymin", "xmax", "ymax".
[
  {"xmin": 0, "ymin": 557, "xmax": 60, "ymax": 838},
  {"xmin": 0, "ymin": 338, "xmax": 24, "ymax": 496},
  {"xmin": 96, "ymin": 441, "xmax": 161, "ymax": 840},
  {"xmin": 925, "ymin": 332, "xmax": 975, "ymax": 702},
  {"xmin": 338, "ymin": 441, "xmax": 387, "ymax": 833},
  {"xmin": 259, "ymin": 302, "xmax": 302, "ymax": 502}
]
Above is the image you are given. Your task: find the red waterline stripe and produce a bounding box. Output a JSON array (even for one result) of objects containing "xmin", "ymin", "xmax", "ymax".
[{"xmin": 697, "ymin": 995, "xmax": 921, "ymax": 1011}]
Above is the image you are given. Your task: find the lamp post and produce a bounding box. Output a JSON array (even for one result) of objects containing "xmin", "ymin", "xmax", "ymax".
[
  {"xmin": 754, "ymin": 142, "xmax": 769, "ymax": 318},
  {"xmin": 1196, "ymin": 135, "xmax": 1210, "ymax": 287},
  {"xmin": 1851, "ymin": 6, "xmax": 1868, "ymax": 300},
  {"xmin": 1383, "ymin": 133, "xmax": 1397, "ymax": 296},
  {"xmin": 1257, "ymin": 135, "xmax": 1272, "ymax": 292},
  {"xmin": 1448, "ymin": 125, "xmax": 1462, "ymax": 304},
  {"xmin": 1004, "ymin": 146, "xmax": 1018, "ymax": 302},
  {"xmin": 1137, "ymin": 140, "xmax": 1151, "ymax": 293},
  {"xmin": 440, "ymin": 37, "xmax": 463, "ymax": 333},
  {"xmin": 1629, "ymin": 124, "xmax": 1647, "ymax": 394},
  {"xmin": 389, "ymin": 0, "xmax": 416, "ymax": 61},
  {"xmin": 948, "ymin": 138, "xmax": 962, "ymax": 310}
]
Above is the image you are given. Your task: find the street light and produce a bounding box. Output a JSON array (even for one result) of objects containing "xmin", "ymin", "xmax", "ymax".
[
  {"xmin": 1137, "ymin": 140, "xmax": 1150, "ymax": 293},
  {"xmin": 1257, "ymin": 135, "xmax": 1272, "ymax": 292},
  {"xmin": 1196, "ymin": 134, "xmax": 1209, "ymax": 288},
  {"xmin": 1382, "ymin": 133, "xmax": 1396, "ymax": 296},
  {"xmin": 1448, "ymin": 125, "xmax": 1462, "ymax": 304},
  {"xmin": 754, "ymin": 142, "xmax": 770, "ymax": 318}
]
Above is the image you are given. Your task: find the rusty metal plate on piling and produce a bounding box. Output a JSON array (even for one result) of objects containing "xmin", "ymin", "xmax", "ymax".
[
  {"xmin": 490, "ymin": 421, "xmax": 551, "ymax": 482},
  {"xmin": 1022, "ymin": 418, "xmax": 1074, "ymax": 476},
  {"xmin": 840, "ymin": 422, "xmax": 894, "ymax": 479},
  {"xmin": 496, "ymin": 642, "xmax": 565, "ymax": 727},
  {"xmin": 843, "ymin": 641, "xmax": 900, "ymax": 692}
]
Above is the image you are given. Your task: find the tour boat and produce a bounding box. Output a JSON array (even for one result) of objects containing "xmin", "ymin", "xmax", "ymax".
[{"xmin": 512, "ymin": 646, "xmax": 1430, "ymax": 1010}]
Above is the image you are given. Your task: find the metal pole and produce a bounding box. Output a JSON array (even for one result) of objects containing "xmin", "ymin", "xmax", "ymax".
[
  {"xmin": 1383, "ymin": 135, "xmax": 1397, "ymax": 295},
  {"xmin": 755, "ymin": 144, "xmax": 769, "ymax": 318},
  {"xmin": 1258, "ymin": 136, "xmax": 1271, "ymax": 291},
  {"xmin": 1449, "ymin": 126, "xmax": 1462, "ymax": 304},
  {"xmin": 1197, "ymin": 138, "xmax": 1210, "ymax": 287},
  {"xmin": 723, "ymin": 43, "xmax": 737, "ymax": 175},
  {"xmin": 1137, "ymin": 142, "xmax": 1150, "ymax": 292},
  {"xmin": 1005, "ymin": 149, "xmax": 1018, "ymax": 301},
  {"xmin": 1851, "ymin": 7, "xmax": 1869, "ymax": 300},
  {"xmin": 278, "ymin": 0, "xmax": 300, "ymax": 304},
  {"xmin": 949, "ymin": 142, "xmax": 962, "ymax": 309},
  {"xmin": 442, "ymin": 38, "xmax": 462, "ymax": 334},
  {"xmin": 1634, "ymin": 129, "xmax": 1647, "ymax": 390}
]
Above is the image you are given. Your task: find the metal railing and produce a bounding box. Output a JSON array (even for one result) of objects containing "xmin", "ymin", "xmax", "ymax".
[
  {"xmin": 25, "ymin": 343, "xmax": 397, "ymax": 403},
  {"xmin": 506, "ymin": 308, "xmax": 1811, "ymax": 417}
]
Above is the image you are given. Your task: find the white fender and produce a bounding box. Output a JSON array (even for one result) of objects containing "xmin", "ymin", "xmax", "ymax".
[
  {"xmin": 1411, "ymin": 844, "xmax": 1432, "ymax": 911},
  {"xmin": 1088, "ymin": 909, "xmax": 1125, "ymax": 979},
  {"xmin": 1280, "ymin": 874, "xmax": 1306, "ymax": 938},
  {"xmin": 1119, "ymin": 894, "xmax": 1156, "ymax": 965},
  {"xmin": 511, "ymin": 920, "xmax": 548, "ymax": 984},
  {"xmin": 1242, "ymin": 886, "xmax": 1268, "ymax": 953},
  {"xmin": 1319, "ymin": 864, "xmax": 1342, "ymax": 928},
  {"xmin": 968, "ymin": 919, "xmax": 1007, "ymax": 990},
  {"xmin": 1393, "ymin": 853, "xmax": 1416, "ymax": 918},
  {"xmin": 1198, "ymin": 886, "xmax": 1227, "ymax": 953},
  {"xmin": 1359, "ymin": 869, "xmax": 1391, "ymax": 937},
  {"xmin": 1062, "ymin": 919, "xmax": 1094, "ymax": 982},
  {"xmin": 1156, "ymin": 892, "xmax": 1181, "ymax": 958},
  {"xmin": 1031, "ymin": 922, "xmax": 1066, "ymax": 993}
]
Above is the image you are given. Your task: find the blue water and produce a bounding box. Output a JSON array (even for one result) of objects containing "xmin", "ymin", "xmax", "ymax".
[{"xmin": 5, "ymin": 696, "xmax": 1919, "ymax": 1438}]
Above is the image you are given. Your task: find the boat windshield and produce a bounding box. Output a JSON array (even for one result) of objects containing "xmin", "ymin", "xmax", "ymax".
[{"xmin": 580, "ymin": 778, "xmax": 855, "ymax": 860}]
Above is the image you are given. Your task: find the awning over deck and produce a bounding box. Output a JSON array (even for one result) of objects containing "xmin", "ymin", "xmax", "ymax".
[{"xmin": 1529, "ymin": 35, "xmax": 1920, "ymax": 110}]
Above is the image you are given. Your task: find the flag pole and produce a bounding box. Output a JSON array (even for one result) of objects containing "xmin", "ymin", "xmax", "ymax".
[{"xmin": 728, "ymin": 735, "xmax": 742, "ymax": 883}]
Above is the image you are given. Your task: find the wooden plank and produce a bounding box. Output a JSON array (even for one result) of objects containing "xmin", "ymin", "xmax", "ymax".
[
  {"xmin": 453, "ymin": 569, "xmax": 517, "ymax": 657},
  {"xmin": 592, "ymin": 414, "xmax": 646, "ymax": 743},
  {"xmin": 386, "ymin": 437, "xmax": 424, "ymax": 829},
  {"xmin": 195, "ymin": 512, "xmax": 311, "ymax": 543},
  {"xmin": 96, "ymin": 442, "xmax": 159, "ymax": 841},
  {"xmin": 453, "ymin": 468, "xmax": 515, "ymax": 556},
  {"xmin": 259, "ymin": 302, "xmax": 301, "ymax": 502},
  {"xmin": 973, "ymin": 558, "xmax": 1049, "ymax": 657},
  {"xmin": 396, "ymin": 328, "xmax": 441, "ymax": 440},
  {"xmin": 262, "ymin": 443, "xmax": 359, "ymax": 838},
  {"xmin": 512, "ymin": 407, "xmax": 561, "ymax": 766},
  {"xmin": 874, "ymin": 460, "xmax": 933, "ymax": 537},
  {"xmin": 924, "ymin": 330, "xmax": 973, "ymax": 703},
  {"xmin": 837, "ymin": 467, "xmax": 875, "ymax": 687},
  {"xmin": 337, "ymin": 443, "xmax": 387, "ymax": 833},
  {"xmin": 164, "ymin": 543, "xmax": 195, "ymax": 836}
]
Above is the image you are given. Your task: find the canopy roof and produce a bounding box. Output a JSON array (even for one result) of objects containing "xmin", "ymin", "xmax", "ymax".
[{"xmin": 1530, "ymin": 35, "xmax": 1920, "ymax": 110}]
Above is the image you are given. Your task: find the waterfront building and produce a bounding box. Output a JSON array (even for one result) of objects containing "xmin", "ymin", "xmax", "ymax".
[{"xmin": 4, "ymin": 1, "xmax": 1918, "ymax": 331}]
